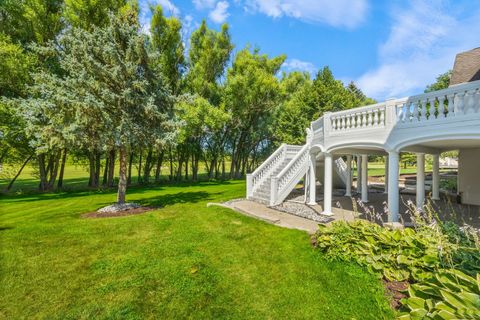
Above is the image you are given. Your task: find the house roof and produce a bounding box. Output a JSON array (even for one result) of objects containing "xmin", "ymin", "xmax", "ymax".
[{"xmin": 450, "ymin": 47, "xmax": 480, "ymax": 86}]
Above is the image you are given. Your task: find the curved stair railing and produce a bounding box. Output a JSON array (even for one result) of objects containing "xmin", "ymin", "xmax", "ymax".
[
  {"xmin": 246, "ymin": 144, "xmax": 287, "ymax": 198},
  {"xmin": 270, "ymin": 144, "xmax": 310, "ymax": 206},
  {"xmin": 334, "ymin": 157, "xmax": 348, "ymax": 185}
]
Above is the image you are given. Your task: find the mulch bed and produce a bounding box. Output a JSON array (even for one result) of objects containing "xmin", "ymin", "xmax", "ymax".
[
  {"xmin": 81, "ymin": 206, "xmax": 158, "ymax": 219},
  {"xmin": 384, "ymin": 279, "xmax": 409, "ymax": 310}
]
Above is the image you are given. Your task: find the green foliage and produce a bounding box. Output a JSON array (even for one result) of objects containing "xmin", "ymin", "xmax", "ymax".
[
  {"xmin": 399, "ymin": 269, "xmax": 480, "ymax": 319},
  {"xmin": 150, "ymin": 4, "xmax": 185, "ymax": 95},
  {"xmin": 275, "ymin": 67, "xmax": 373, "ymax": 145},
  {"xmin": 64, "ymin": 0, "xmax": 130, "ymax": 30},
  {"xmin": 0, "ymin": 0, "xmax": 63, "ymax": 45},
  {"xmin": 425, "ymin": 71, "xmax": 452, "ymax": 93},
  {"xmin": 187, "ymin": 20, "xmax": 233, "ymax": 103},
  {"xmin": 176, "ymin": 96, "xmax": 229, "ymax": 142},
  {"xmin": 0, "ymin": 33, "xmax": 36, "ymax": 97},
  {"xmin": 316, "ymin": 220, "xmax": 455, "ymax": 281}
]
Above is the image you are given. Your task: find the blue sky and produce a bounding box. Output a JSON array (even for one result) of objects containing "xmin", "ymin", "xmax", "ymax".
[{"xmin": 138, "ymin": 0, "xmax": 480, "ymax": 101}]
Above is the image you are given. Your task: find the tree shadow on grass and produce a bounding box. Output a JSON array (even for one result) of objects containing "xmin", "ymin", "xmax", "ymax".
[{"xmin": 137, "ymin": 191, "xmax": 220, "ymax": 208}]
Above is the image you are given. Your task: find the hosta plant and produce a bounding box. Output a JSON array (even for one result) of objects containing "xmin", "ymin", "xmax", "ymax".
[
  {"xmin": 399, "ymin": 269, "xmax": 480, "ymax": 319},
  {"xmin": 315, "ymin": 220, "xmax": 455, "ymax": 281}
]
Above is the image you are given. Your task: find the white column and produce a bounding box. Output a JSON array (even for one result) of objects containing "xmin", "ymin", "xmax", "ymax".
[
  {"xmin": 357, "ymin": 155, "xmax": 362, "ymax": 194},
  {"xmin": 416, "ymin": 153, "xmax": 425, "ymax": 208},
  {"xmin": 384, "ymin": 155, "xmax": 389, "ymax": 193},
  {"xmin": 308, "ymin": 153, "xmax": 317, "ymax": 205},
  {"xmin": 387, "ymin": 151, "xmax": 399, "ymax": 222},
  {"xmin": 432, "ymin": 154, "xmax": 440, "ymax": 200},
  {"xmin": 345, "ymin": 155, "xmax": 352, "ymax": 197},
  {"xmin": 361, "ymin": 154, "xmax": 368, "ymax": 202},
  {"xmin": 323, "ymin": 152, "xmax": 333, "ymax": 216}
]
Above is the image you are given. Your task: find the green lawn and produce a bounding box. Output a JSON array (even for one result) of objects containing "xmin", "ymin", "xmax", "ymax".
[{"xmin": 0, "ymin": 181, "xmax": 394, "ymax": 319}]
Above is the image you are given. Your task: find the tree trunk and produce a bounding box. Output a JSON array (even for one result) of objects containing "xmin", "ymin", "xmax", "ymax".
[
  {"xmin": 117, "ymin": 146, "xmax": 128, "ymax": 204},
  {"xmin": 155, "ymin": 151, "xmax": 164, "ymax": 182},
  {"xmin": 4, "ymin": 154, "xmax": 33, "ymax": 192},
  {"xmin": 169, "ymin": 146, "xmax": 173, "ymax": 181},
  {"xmin": 137, "ymin": 149, "xmax": 143, "ymax": 184},
  {"xmin": 107, "ymin": 149, "xmax": 115, "ymax": 187},
  {"xmin": 143, "ymin": 148, "xmax": 153, "ymax": 183},
  {"xmin": 95, "ymin": 152, "xmax": 101, "ymax": 187},
  {"xmin": 57, "ymin": 148, "xmax": 67, "ymax": 189},
  {"xmin": 38, "ymin": 154, "xmax": 48, "ymax": 191},
  {"xmin": 127, "ymin": 151, "xmax": 133, "ymax": 185},
  {"xmin": 102, "ymin": 155, "xmax": 109, "ymax": 186}
]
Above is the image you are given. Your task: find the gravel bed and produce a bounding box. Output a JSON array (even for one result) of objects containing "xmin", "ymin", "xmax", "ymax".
[
  {"xmin": 273, "ymin": 201, "xmax": 330, "ymax": 223},
  {"xmin": 97, "ymin": 202, "xmax": 141, "ymax": 213}
]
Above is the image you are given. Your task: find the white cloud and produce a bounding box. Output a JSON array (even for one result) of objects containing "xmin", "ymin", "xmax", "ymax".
[
  {"xmin": 244, "ymin": 0, "xmax": 368, "ymax": 28},
  {"xmin": 193, "ymin": 0, "xmax": 217, "ymax": 9},
  {"xmin": 356, "ymin": 0, "xmax": 480, "ymax": 100},
  {"xmin": 209, "ymin": 1, "xmax": 230, "ymax": 23},
  {"xmin": 283, "ymin": 58, "xmax": 316, "ymax": 74}
]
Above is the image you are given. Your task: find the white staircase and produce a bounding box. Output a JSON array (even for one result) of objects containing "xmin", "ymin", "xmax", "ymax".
[{"xmin": 247, "ymin": 144, "xmax": 350, "ymax": 207}]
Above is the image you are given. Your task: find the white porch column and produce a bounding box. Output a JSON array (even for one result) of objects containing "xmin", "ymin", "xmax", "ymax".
[
  {"xmin": 432, "ymin": 154, "xmax": 440, "ymax": 200},
  {"xmin": 361, "ymin": 154, "xmax": 368, "ymax": 202},
  {"xmin": 323, "ymin": 152, "xmax": 333, "ymax": 216},
  {"xmin": 308, "ymin": 152, "xmax": 317, "ymax": 205},
  {"xmin": 416, "ymin": 153, "xmax": 425, "ymax": 208},
  {"xmin": 387, "ymin": 151, "xmax": 400, "ymax": 222},
  {"xmin": 345, "ymin": 155, "xmax": 352, "ymax": 197},
  {"xmin": 384, "ymin": 155, "xmax": 389, "ymax": 193},
  {"xmin": 357, "ymin": 155, "xmax": 362, "ymax": 194}
]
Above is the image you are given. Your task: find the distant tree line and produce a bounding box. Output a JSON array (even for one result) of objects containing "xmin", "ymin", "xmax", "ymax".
[{"xmin": 0, "ymin": 0, "xmax": 374, "ymax": 201}]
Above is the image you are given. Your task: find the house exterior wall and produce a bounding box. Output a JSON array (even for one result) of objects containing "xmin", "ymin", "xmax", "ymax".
[{"xmin": 458, "ymin": 148, "xmax": 480, "ymax": 206}]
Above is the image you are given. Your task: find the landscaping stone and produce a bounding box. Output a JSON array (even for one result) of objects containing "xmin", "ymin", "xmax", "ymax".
[{"xmin": 97, "ymin": 202, "xmax": 141, "ymax": 213}]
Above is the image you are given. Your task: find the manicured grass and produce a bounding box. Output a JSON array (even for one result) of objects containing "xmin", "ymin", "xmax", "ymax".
[{"xmin": 0, "ymin": 181, "xmax": 394, "ymax": 319}]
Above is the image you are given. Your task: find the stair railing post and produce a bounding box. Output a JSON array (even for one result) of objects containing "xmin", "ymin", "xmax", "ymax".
[
  {"xmin": 246, "ymin": 174, "xmax": 253, "ymax": 199},
  {"xmin": 270, "ymin": 177, "xmax": 279, "ymax": 206}
]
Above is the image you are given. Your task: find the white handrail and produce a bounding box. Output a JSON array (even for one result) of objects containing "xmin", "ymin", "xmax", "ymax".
[{"xmin": 270, "ymin": 144, "xmax": 310, "ymax": 205}]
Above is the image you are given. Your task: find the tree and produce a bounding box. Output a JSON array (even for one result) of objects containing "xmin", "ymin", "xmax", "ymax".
[
  {"xmin": 20, "ymin": 15, "xmax": 177, "ymax": 203},
  {"xmin": 150, "ymin": 5, "xmax": 185, "ymax": 95},
  {"xmin": 64, "ymin": 0, "xmax": 130, "ymax": 30},
  {"xmin": 223, "ymin": 47, "xmax": 286, "ymax": 177},
  {"xmin": 186, "ymin": 20, "xmax": 233, "ymax": 104},
  {"xmin": 0, "ymin": 0, "xmax": 63, "ymax": 45},
  {"xmin": 425, "ymin": 70, "xmax": 451, "ymax": 92},
  {"xmin": 274, "ymin": 67, "xmax": 370, "ymax": 145}
]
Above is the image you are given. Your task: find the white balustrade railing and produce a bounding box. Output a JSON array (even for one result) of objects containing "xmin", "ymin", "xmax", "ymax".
[
  {"xmin": 270, "ymin": 144, "xmax": 310, "ymax": 206},
  {"xmin": 246, "ymin": 144, "xmax": 287, "ymax": 198},
  {"xmin": 396, "ymin": 80, "xmax": 480, "ymax": 124},
  {"xmin": 311, "ymin": 116, "xmax": 324, "ymax": 133},
  {"xmin": 306, "ymin": 80, "xmax": 480, "ymax": 142},
  {"xmin": 329, "ymin": 103, "xmax": 387, "ymax": 132}
]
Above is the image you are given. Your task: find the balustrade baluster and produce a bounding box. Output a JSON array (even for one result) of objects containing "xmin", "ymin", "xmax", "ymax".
[
  {"xmin": 341, "ymin": 116, "xmax": 345, "ymax": 130},
  {"xmin": 373, "ymin": 109, "xmax": 379, "ymax": 125},
  {"xmin": 466, "ymin": 90, "xmax": 475, "ymax": 114},
  {"xmin": 367, "ymin": 111, "xmax": 373, "ymax": 126},
  {"xmin": 455, "ymin": 92, "xmax": 465, "ymax": 115},
  {"xmin": 346, "ymin": 115, "xmax": 351, "ymax": 128},
  {"xmin": 438, "ymin": 96, "xmax": 445, "ymax": 118},
  {"xmin": 420, "ymin": 100, "xmax": 427, "ymax": 121},
  {"xmin": 447, "ymin": 94, "xmax": 455, "ymax": 116},
  {"xmin": 361, "ymin": 112, "xmax": 367, "ymax": 127},
  {"xmin": 473, "ymin": 89, "xmax": 480, "ymax": 113},
  {"xmin": 380, "ymin": 108, "xmax": 385, "ymax": 125},
  {"xmin": 428, "ymin": 97, "xmax": 436, "ymax": 120},
  {"xmin": 411, "ymin": 101, "xmax": 418, "ymax": 121}
]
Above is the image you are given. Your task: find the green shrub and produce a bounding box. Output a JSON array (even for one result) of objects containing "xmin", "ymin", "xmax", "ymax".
[
  {"xmin": 399, "ymin": 269, "xmax": 480, "ymax": 319},
  {"xmin": 315, "ymin": 220, "xmax": 454, "ymax": 282}
]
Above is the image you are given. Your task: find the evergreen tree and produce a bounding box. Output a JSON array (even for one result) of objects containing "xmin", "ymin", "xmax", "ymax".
[{"xmin": 19, "ymin": 15, "xmax": 178, "ymax": 203}]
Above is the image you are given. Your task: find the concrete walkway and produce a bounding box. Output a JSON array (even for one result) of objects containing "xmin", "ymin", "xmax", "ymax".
[{"xmin": 222, "ymin": 200, "xmax": 355, "ymax": 234}]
